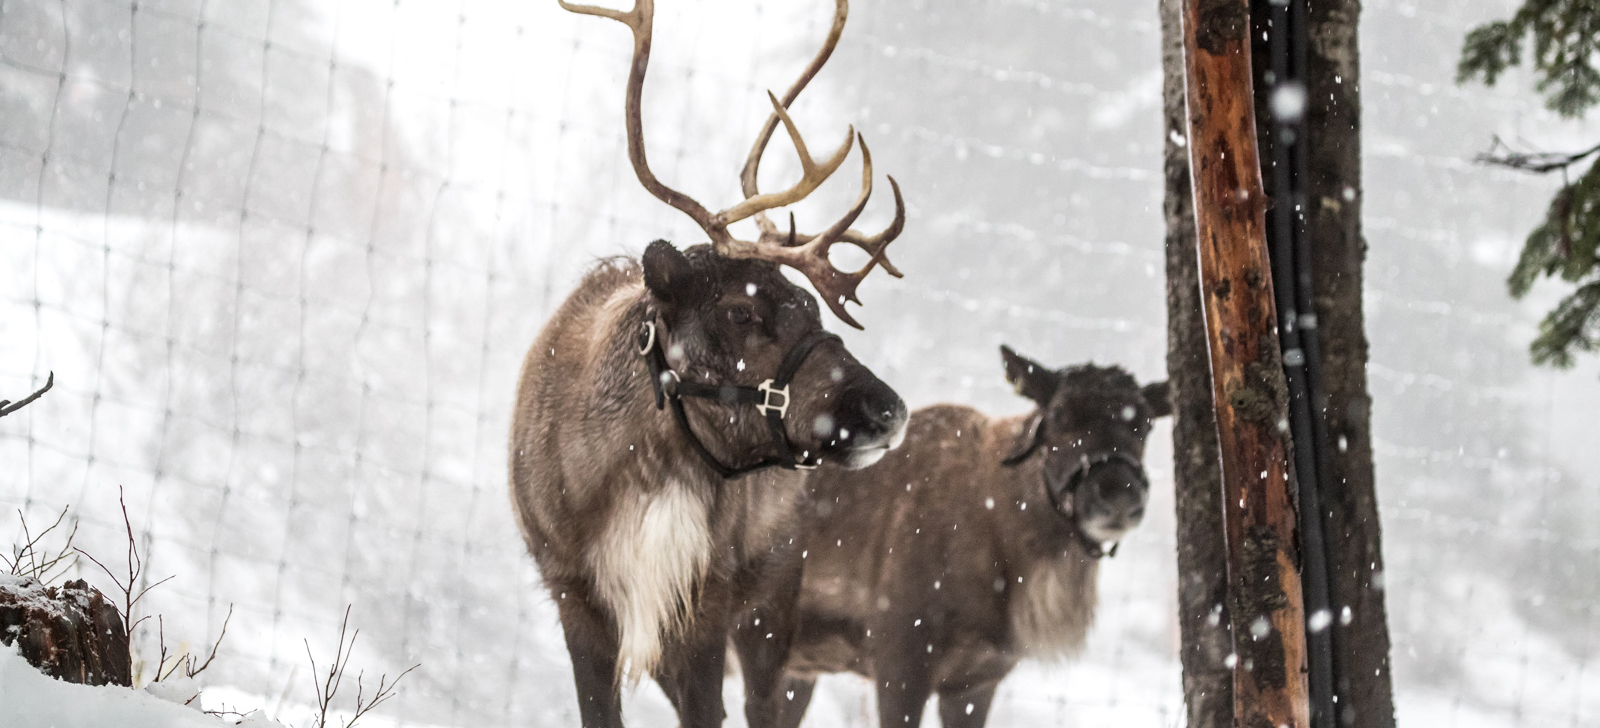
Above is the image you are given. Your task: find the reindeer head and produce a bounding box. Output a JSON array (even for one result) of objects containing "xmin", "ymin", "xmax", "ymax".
[
  {"xmin": 565, "ymin": 0, "xmax": 909, "ymax": 473},
  {"xmin": 999, "ymin": 346, "xmax": 1172, "ymax": 556},
  {"xmin": 643, "ymin": 242, "xmax": 907, "ymax": 470}
]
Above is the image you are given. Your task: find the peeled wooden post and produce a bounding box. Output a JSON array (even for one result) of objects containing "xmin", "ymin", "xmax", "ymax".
[{"xmin": 1180, "ymin": 1, "xmax": 1311, "ymax": 727}]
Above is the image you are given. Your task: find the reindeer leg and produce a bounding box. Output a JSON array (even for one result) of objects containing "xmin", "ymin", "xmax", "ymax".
[
  {"xmin": 656, "ymin": 580, "xmax": 734, "ymax": 728},
  {"xmin": 733, "ymin": 542, "xmax": 805, "ymax": 728},
  {"xmin": 774, "ymin": 676, "xmax": 816, "ymax": 728},
  {"xmin": 555, "ymin": 588, "xmax": 624, "ymax": 728},
  {"xmin": 872, "ymin": 651, "xmax": 934, "ymax": 728},
  {"xmin": 937, "ymin": 683, "xmax": 999, "ymax": 728}
]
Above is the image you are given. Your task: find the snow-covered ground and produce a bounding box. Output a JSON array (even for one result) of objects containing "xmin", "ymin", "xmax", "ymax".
[{"xmin": 0, "ymin": 642, "xmax": 276, "ymax": 728}]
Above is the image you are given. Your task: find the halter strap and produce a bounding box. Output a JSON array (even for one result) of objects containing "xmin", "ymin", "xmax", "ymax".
[
  {"xmin": 1004, "ymin": 436, "xmax": 1145, "ymax": 559},
  {"xmin": 640, "ymin": 320, "xmax": 840, "ymax": 479}
]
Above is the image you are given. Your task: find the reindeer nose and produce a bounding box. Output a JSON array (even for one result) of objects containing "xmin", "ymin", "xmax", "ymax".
[
  {"xmin": 857, "ymin": 386, "xmax": 905, "ymax": 432},
  {"xmin": 1091, "ymin": 463, "xmax": 1148, "ymax": 512},
  {"xmin": 834, "ymin": 377, "xmax": 907, "ymax": 443}
]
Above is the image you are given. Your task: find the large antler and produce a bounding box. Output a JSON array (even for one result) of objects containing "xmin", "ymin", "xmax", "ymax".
[
  {"xmin": 738, "ymin": 0, "xmax": 907, "ymax": 288},
  {"xmin": 562, "ymin": 0, "xmax": 903, "ymax": 329}
]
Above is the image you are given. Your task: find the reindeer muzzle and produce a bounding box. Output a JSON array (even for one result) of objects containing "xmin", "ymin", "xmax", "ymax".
[{"xmin": 1045, "ymin": 451, "xmax": 1148, "ymax": 559}]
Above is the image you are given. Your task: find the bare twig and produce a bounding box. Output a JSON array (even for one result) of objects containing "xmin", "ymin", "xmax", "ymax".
[
  {"xmin": 347, "ymin": 664, "xmax": 419, "ymax": 726},
  {"xmin": 0, "ymin": 372, "xmax": 53, "ymax": 418},
  {"xmin": 155, "ymin": 615, "xmax": 170, "ymax": 684},
  {"xmin": 155, "ymin": 604, "xmax": 233, "ymax": 682},
  {"xmin": 183, "ymin": 603, "xmax": 232, "ymax": 679},
  {"xmin": 1476, "ymin": 134, "xmax": 1600, "ymax": 174},
  {"xmin": 3, "ymin": 506, "xmax": 79, "ymax": 582},
  {"xmin": 75, "ymin": 486, "xmax": 173, "ymax": 639},
  {"xmin": 1475, "ymin": 135, "xmax": 1598, "ymax": 259},
  {"xmin": 305, "ymin": 606, "xmax": 419, "ymax": 728},
  {"xmin": 307, "ymin": 607, "xmax": 355, "ymax": 728}
]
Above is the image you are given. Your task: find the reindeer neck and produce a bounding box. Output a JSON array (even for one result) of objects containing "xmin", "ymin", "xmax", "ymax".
[
  {"xmin": 592, "ymin": 290, "xmax": 774, "ymax": 489},
  {"xmin": 988, "ymin": 413, "xmax": 1100, "ymax": 563}
]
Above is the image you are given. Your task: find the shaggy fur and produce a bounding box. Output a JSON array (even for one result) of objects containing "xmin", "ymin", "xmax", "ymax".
[
  {"xmin": 1010, "ymin": 554, "xmax": 1098, "ymax": 658},
  {"xmin": 589, "ymin": 478, "xmax": 712, "ymax": 682}
]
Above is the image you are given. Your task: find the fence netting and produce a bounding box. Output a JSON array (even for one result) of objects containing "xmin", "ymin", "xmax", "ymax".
[{"xmin": 0, "ymin": 0, "xmax": 1593, "ymax": 726}]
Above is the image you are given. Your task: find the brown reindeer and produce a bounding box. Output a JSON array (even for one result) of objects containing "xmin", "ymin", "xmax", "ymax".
[
  {"xmin": 512, "ymin": 2, "xmax": 908, "ymax": 727},
  {"xmin": 770, "ymin": 346, "xmax": 1171, "ymax": 728}
]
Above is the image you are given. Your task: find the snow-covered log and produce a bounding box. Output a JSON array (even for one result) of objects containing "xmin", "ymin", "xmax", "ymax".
[{"xmin": 0, "ymin": 574, "xmax": 130, "ymax": 687}]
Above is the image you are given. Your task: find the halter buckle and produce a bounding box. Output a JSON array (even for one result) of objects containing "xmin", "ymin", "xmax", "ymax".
[{"xmin": 754, "ymin": 379, "xmax": 791, "ymax": 419}]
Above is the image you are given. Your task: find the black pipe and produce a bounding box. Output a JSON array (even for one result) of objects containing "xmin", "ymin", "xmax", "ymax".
[{"xmin": 1255, "ymin": 0, "xmax": 1340, "ymax": 726}]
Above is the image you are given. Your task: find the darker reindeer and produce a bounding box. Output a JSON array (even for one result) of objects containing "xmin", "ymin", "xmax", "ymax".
[
  {"xmin": 771, "ymin": 346, "xmax": 1171, "ymax": 728},
  {"xmin": 512, "ymin": 2, "xmax": 908, "ymax": 727}
]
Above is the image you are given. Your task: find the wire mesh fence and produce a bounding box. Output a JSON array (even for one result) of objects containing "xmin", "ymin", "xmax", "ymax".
[{"xmin": 0, "ymin": 0, "xmax": 1595, "ymax": 726}]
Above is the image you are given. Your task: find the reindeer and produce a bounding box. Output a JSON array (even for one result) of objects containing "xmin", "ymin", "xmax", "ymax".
[
  {"xmin": 511, "ymin": 2, "xmax": 910, "ymax": 726},
  {"xmin": 769, "ymin": 346, "xmax": 1171, "ymax": 728}
]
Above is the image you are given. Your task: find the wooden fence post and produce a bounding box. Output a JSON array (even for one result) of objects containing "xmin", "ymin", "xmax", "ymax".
[{"xmin": 1179, "ymin": 1, "xmax": 1311, "ymax": 726}]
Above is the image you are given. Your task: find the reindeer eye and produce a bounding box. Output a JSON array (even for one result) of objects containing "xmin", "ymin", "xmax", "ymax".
[{"xmin": 727, "ymin": 305, "xmax": 757, "ymax": 325}]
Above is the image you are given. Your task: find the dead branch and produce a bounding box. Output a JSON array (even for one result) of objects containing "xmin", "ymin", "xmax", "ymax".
[
  {"xmin": 305, "ymin": 606, "xmax": 419, "ymax": 728},
  {"xmin": 76, "ymin": 486, "xmax": 173, "ymax": 639},
  {"xmin": 156, "ymin": 604, "xmax": 233, "ymax": 682},
  {"xmin": 155, "ymin": 615, "xmax": 169, "ymax": 684},
  {"xmin": 346, "ymin": 664, "xmax": 420, "ymax": 726},
  {"xmin": 306, "ymin": 607, "xmax": 356, "ymax": 728},
  {"xmin": 1476, "ymin": 134, "xmax": 1600, "ymax": 174},
  {"xmin": 3, "ymin": 506, "xmax": 79, "ymax": 583},
  {"xmin": 0, "ymin": 372, "xmax": 53, "ymax": 418}
]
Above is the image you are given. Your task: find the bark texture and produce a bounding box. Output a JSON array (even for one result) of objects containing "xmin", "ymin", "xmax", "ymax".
[
  {"xmin": 1303, "ymin": 2, "xmax": 1397, "ymax": 726},
  {"xmin": 1160, "ymin": 0, "xmax": 1235, "ymax": 725},
  {"xmin": 1180, "ymin": 0, "xmax": 1311, "ymax": 725},
  {"xmin": 0, "ymin": 576, "xmax": 131, "ymax": 686}
]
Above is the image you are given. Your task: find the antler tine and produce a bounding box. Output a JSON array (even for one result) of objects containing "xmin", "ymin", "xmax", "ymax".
[
  {"xmin": 844, "ymin": 176, "xmax": 906, "ymax": 277},
  {"xmin": 716, "ymin": 93, "xmax": 854, "ymax": 228},
  {"xmin": 819, "ymin": 175, "xmax": 906, "ymax": 278},
  {"xmin": 760, "ymin": 135, "xmax": 896, "ymax": 330},
  {"xmin": 557, "ymin": 0, "xmax": 634, "ymax": 22},
  {"xmin": 560, "ymin": 0, "xmax": 728, "ymax": 245},
  {"xmin": 757, "ymin": 172, "xmax": 907, "ymax": 279},
  {"xmin": 808, "ymin": 132, "xmax": 874, "ymax": 257},
  {"xmin": 740, "ymin": 0, "xmax": 851, "ymax": 239}
]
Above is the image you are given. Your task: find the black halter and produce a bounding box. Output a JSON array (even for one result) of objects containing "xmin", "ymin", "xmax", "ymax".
[
  {"xmin": 1002, "ymin": 431, "xmax": 1145, "ymax": 559},
  {"xmin": 638, "ymin": 320, "xmax": 840, "ymax": 480}
]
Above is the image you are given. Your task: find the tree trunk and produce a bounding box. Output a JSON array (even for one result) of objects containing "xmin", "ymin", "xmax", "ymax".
[
  {"xmin": 1179, "ymin": 0, "xmax": 1311, "ymax": 725},
  {"xmin": 0, "ymin": 576, "xmax": 132, "ymax": 686},
  {"xmin": 1302, "ymin": 3, "xmax": 1396, "ymax": 726},
  {"xmin": 1161, "ymin": 0, "xmax": 1235, "ymax": 725}
]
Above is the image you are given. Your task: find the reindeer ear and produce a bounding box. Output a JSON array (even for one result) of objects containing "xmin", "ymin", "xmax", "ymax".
[
  {"xmin": 1142, "ymin": 380, "xmax": 1173, "ymax": 418},
  {"xmin": 643, "ymin": 240, "xmax": 711, "ymax": 308},
  {"xmin": 1000, "ymin": 345, "xmax": 1059, "ymax": 406}
]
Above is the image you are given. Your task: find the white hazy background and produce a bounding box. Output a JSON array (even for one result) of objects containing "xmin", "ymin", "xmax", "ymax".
[{"xmin": 1, "ymin": 0, "xmax": 1596, "ymax": 726}]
